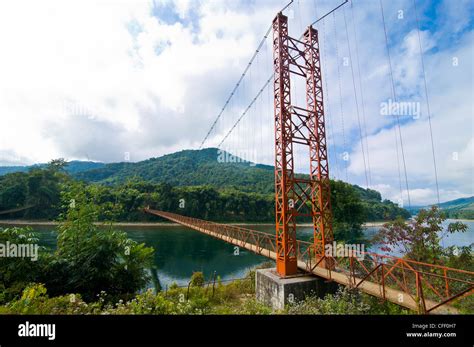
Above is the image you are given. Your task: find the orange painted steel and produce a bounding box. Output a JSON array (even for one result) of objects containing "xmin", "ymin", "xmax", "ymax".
[
  {"xmin": 145, "ymin": 208, "xmax": 474, "ymax": 313},
  {"xmin": 273, "ymin": 12, "xmax": 298, "ymax": 276},
  {"xmin": 272, "ymin": 13, "xmax": 333, "ymax": 276}
]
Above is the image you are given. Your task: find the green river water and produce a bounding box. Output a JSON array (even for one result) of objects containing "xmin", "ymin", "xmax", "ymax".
[{"xmin": 1, "ymin": 220, "xmax": 472, "ymax": 290}]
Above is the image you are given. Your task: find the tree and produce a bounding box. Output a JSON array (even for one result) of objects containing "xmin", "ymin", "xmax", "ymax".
[
  {"xmin": 48, "ymin": 158, "xmax": 68, "ymax": 173},
  {"xmin": 330, "ymin": 180, "xmax": 367, "ymax": 244},
  {"xmin": 0, "ymin": 173, "xmax": 28, "ymax": 211},
  {"xmin": 374, "ymin": 206, "xmax": 468, "ymax": 263},
  {"xmin": 0, "ymin": 227, "xmax": 47, "ymax": 303},
  {"xmin": 40, "ymin": 182, "xmax": 155, "ymax": 301}
]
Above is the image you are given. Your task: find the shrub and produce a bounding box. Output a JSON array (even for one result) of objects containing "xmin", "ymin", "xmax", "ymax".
[
  {"xmin": 36, "ymin": 184, "xmax": 155, "ymax": 301},
  {"xmin": 286, "ymin": 287, "xmax": 371, "ymax": 314},
  {"xmin": 189, "ymin": 272, "xmax": 205, "ymax": 287},
  {"xmin": 0, "ymin": 227, "xmax": 47, "ymax": 303}
]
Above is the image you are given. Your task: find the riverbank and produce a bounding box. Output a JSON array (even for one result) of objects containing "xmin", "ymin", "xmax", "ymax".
[
  {"xmin": 0, "ymin": 219, "xmax": 388, "ymax": 228},
  {"xmin": 0, "ymin": 220, "xmax": 181, "ymax": 227},
  {"xmin": 6, "ymin": 218, "xmax": 472, "ymax": 228}
]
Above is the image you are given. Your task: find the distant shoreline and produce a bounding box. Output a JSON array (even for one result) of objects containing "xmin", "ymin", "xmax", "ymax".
[
  {"xmin": 0, "ymin": 220, "xmax": 394, "ymax": 228},
  {"xmin": 0, "ymin": 219, "xmax": 470, "ymax": 228},
  {"xmin": 0, "ymin": 220, "xmax": 181, "ymax": 227}
]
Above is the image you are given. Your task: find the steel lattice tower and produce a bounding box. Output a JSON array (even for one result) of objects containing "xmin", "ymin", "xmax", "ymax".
[{"xmin": 273, "ymin": 12, "xmax": 334, "ymax": 277}]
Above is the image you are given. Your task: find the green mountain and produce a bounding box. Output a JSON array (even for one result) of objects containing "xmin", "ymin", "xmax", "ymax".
[
  {"xmin": 0, "ymin": 161, "xmax": 105, "ymax": 176},
  {"xmin": 75, "ymin": 148, "xmax": 276, "ymax": 194},
  {"xmin": 438, "ymin": 196, "xmax": 474, "ymax": 210},
  {"xmin": 0, "ymin": 148, "xmax": 409, "ymax": 223},
  {"xmin": 73, "ymin": 148, "xmax": 409, "ymax": 221},
  {"xmin": 409, "ymin": 196, "xmax": 474, "ymax": 219}
]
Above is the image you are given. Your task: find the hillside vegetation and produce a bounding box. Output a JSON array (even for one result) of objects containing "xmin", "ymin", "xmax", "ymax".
[
  {"xmin": 408, "ymin": 196, "xmax": 474, "ymax": 220},
  {"xmin": 0, "ymin": 149, "xmax": 410, "ymax": 224},
  {"xmin": 76, "ymin": 148, "xmax": 276, "ymax": 193},
  {"xmin": 437, "ymin": 197, "xmax": 474, "ymax": 219},
  {"xmin": 0, "ymin": 161, "xmax": 105, "ymax": 176}
]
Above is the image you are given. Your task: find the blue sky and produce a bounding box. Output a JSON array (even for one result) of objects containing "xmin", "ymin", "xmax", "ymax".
[{"xmin": 0, "ymin": 0, "xmax": 472, "ymax": 206}]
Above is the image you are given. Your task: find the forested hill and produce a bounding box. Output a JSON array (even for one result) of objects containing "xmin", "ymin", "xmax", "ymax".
[
  {"xmin": 72, "ymin": 148, "xmax": 408, "ymax": 221},
  {"xmin": 75, "ymin": 148, "xmax": 275, "ymax": 193},
  {"xmin": 0, "ymin": 161, "xmax": 105, "ymax": 176},
  {"xmin": 408, "ymin": 196, "xmax": 474, "ymax": 220},
  {"xmin": 0, "ymin": 148, "xmax": 410, "ymax": 222}
]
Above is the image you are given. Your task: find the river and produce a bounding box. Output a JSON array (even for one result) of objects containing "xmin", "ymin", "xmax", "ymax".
[{"xmin": 1, "ymin": 220, "xmax": 473, "ymax": 290}]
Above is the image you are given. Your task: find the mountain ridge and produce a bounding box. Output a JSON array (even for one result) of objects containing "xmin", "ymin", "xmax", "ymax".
[
  {"xmin": 0, "ymin": 160, "xmax": 105, "ymax": 176},
  {"xmin": 2, "ymin": 148, "xmax": 469, "ymax": 211},
  {"xmin": 0, "ymin": 148, "xmax": 412, "ymax": 222},
  {"xmin": 407, "ymin": 196, "xmax": 474, "ymax": 219}
]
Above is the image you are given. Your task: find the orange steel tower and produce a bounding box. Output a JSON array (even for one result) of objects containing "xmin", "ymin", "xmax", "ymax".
[{"xmin": 273, "ymin": 12, "xmax": 334, "ymax": 277}]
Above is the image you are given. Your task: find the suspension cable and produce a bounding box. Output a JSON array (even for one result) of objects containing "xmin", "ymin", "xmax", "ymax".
[
  {"xmin": 343, "ymin": 5, "xmax": 369, "ymax": 188},
  {"xmin": 350, "ymin": 0, "xmax": 373, "ymax": 187},
  {"xmin": 380, "ymin": 0, "xmax": 411, "ymax": 208},
  {"xmin": 333, "ymin": 11, "xmax": 349, "ymax": 182},
  {"xmin": 321, "ymin": 16, "xmax": 341, "ymax": 180},
  {"xmin": 198, "ymin": 0, "xmax": 294, "ymax": 149},
  {"xmin": 218, "ymin": 76, "xmax": 273, "ymax": 147},
  {"xmin": 217, "ymin": 0, "xmax": 349, "ymax": 151},
  {"xmin": 413, "ymin": 0, "xmax": 440, "ymax": 205},
  {"xmin": 380, "ymin": 0, "xmax": 404, "ymax": 205},
  {"xmin": 310, "ymin": 0, "xmax": 348, "ymax": 26}
]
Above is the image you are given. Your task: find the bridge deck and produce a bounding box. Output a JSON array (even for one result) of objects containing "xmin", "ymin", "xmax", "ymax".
[{"xmin": 145, "ymin": 209, "xmax": 474, "ymax": 314}]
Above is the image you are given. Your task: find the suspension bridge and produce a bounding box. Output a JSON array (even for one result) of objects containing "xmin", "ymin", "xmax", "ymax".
[{"xmin": 146, "ymin": 0, "xmax": 473, "ymax": 314}]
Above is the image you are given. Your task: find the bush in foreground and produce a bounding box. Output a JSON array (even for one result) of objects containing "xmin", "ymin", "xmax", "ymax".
[{"xmin": 1, "ymin": 277, "xmax": 415, "ymax": 315}]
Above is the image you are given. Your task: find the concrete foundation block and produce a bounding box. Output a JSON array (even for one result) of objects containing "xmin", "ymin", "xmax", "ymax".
[{"xmin": 256, "ymin": 268, "xmax": 328, "ymax": 310}]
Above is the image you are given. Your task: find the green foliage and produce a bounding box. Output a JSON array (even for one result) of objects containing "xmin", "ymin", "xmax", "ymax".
[
  {"xmin": 0, "ymin": 273, "xmax": 437, "ymax": 315},
  {"xmin": 189, "ymin": 272, "xmax": 205, "ymax": 287},
  {"xmin": 375, "ymin": 206, "xmax": 470, "ymax": 265},
  {"xmin": 1, "ymin": 275, "xmax": 265, "ymax": 315},
  {"xmin": 444, "ymin": 210, "xmax": 474, "ymax": 220},
  {"xmin": 0, "ymin": 161, "xmax": 71, "ymax": 219},
  {"xmin": 0, "ymin": 150, "xmax": 409, "ymax": 230},
  {"xmin": 71, "ymin": 148, "xmax": 408, "ymax": 223},
  {"xmin": 0, "ymin": 183, "xmax": 155, "ymax": 303},
  {"xmin": 330, "ymin": 180, "xmax": 367, "ymax": 243},
  {"xmin": 115, "ymin": 289, "xmax": 176, "ymax": 314},
  {"xmin": 285, "ymin": 287, "xmax": 410, "ymax": 315},
  {"xmin": 48, "ymin": 158, "xmax": 68, "ymax": 172},
  {"xmin": 445, "ymin": 245, "xmax": 474, "ymax": 271},
  {"xmin": 0, "ymin": 227, "xmax": 47, "ymax": 303},
  {"xmin": 211, "ymin": 296, "xmax": 272, "ymax": 315},
  {"xmin": 0, "ymin": 173, "xmax": 28, "ymax": 210},
  {"xmin": 286, "ymin": 287, "xmax": 371, "ymax": 314},
  {"xmin": 0, "ymin": 160, "xmax": 106, "ymax": 177},
  {"xmin": 409, "ymin": 196, "xmax": 474, "ymax": 220},
  {"xmin": 75, "ymin": 148, "xmax": 276, "ymax": 193},
  {"xmin": 40, "ymin": 183, "xmax": 155, "ymax": 301},
  {"xmin": 1, "ymin": 284, "xmax": 108, "ymax": 315},
  {"xmin": 359, "ymin": 293, "xmax": 411, "ymax": 315},
  {"xmin": 352, "ymin": 185, "xmax": 410, "ymax": 221}
]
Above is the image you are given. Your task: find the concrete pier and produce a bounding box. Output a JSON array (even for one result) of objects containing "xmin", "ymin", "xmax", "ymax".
[{"xmin": 255, "ymin": 268, "xmax": 335, "ymax": 310}]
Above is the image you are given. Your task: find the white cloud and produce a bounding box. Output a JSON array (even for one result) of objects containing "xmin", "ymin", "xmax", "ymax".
[
  {"xmin": 0, "ymin": 0, "xmax": 472, "ymax": 206},
  {"xmin": 348, "ymin": 27, "xmax": 473, "ymax": 205},
  {"xmin": 0, "ymin": 0, "xmax": 280, "ymax": 163}
]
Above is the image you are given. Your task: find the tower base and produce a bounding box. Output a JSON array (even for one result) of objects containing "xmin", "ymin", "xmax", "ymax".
[{"xmin": 255, "ymin": 268, "xmax": 336, "ymax": 310}]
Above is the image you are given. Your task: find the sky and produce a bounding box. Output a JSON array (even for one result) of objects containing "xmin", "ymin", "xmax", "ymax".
[{"xmin": 0, "ymin": 0, "xmax": 472, "ymax": 206}]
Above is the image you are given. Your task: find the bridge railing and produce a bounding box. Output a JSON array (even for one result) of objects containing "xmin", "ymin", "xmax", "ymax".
[
  {"xmin": 151, "ymin": 210, "xmax": 278, "ymax": 257},
  {"xmin": 145, "ymin": 209, "xmax": 474, "ymax": 313},
  {"xmin": 297, "ymin": 242, "xmax": 474, "ymax": 313}
]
